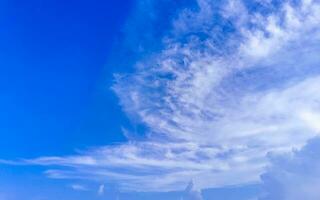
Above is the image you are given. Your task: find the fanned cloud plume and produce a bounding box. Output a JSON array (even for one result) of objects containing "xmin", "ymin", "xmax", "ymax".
[{"xmin": 7, "ymin": 0, "xmax": 320, "ymax": 192}]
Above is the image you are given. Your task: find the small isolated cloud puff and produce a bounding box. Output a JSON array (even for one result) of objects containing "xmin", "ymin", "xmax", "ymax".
[
  {"xmin": 6, "ymin": 0, "xmax": 320, "ymax": 192},
  {"xmin": 70, "ymin": 184, "xmax": 88, "ymax": 191},
  {"xmin": 259, "ymin": 137, "xmax": 320, "ymax": 200},
  {"xmin": 98, "ymin": 184, "xmax": 105, "ymax": 196}
]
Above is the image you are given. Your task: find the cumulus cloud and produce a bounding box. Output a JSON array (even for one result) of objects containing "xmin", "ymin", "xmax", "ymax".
[
  {"xmin": 259, "ymin": 137, "xmax": 320, "ymax": 200},
  {"xmin": 4, "ymin": 0, "xmax": 320, "ymax": 192}
]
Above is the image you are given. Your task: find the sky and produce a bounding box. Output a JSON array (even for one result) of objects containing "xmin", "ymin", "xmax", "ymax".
[{"xmin": 1, "ymin": 0, "xmax": 320, "ymax": 199}]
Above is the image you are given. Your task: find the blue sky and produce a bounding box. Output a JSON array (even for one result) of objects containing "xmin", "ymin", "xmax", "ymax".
[
  {"xmin": 1, "ymin": 0, "xmax": 320, "ymax": 199},
  {"xmin": 0, "ymin": 0, "xmax": 134, "ymax": 158},
  {"xmin": 0, "ymin": 0, "xmax": 132, "ymax": 199}
]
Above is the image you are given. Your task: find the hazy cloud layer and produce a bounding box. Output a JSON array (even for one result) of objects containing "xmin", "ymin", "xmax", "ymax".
[{"xmin": 7, "ymin": 0, "xmax": 320, "ymax": 192}]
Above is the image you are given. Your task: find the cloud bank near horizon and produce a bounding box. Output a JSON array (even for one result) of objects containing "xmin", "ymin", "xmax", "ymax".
[{"xmin": 4, "ymin": 0, "xmax": 320, "ymax": 193}]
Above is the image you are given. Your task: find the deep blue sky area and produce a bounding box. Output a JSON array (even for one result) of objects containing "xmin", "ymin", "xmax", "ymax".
[
  {"xmin": 0, "ymin": 0, "xmax": 135, "ymax": 159},
  {"xmin": 0, "ymin": 1, "xmax": 137, "ymax": 198}
]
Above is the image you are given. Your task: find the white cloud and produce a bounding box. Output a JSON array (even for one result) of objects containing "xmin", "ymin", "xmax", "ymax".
[
  {"xmin": 98, "ymin": 184, "xmax": 105, "ymax": 196},
  {"xmin": 181, "ymin": 181, "xmax": 203, "ymax": 200},
  {"xmin": 259, "ymin": 137, "xmax": 320, "ymax": 200},
  {"xmin": 5, "ymin": 0, "xmax": 320, "ymax": 192},
  {"xmin": 70, "ymin": 184, "xmax": 88, "ymax": 191}
]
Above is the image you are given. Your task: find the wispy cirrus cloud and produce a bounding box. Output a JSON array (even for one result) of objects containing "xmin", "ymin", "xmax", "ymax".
[{"xmin": 4, "ymin": 0, "xmax": 320, "ymax": 193}]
